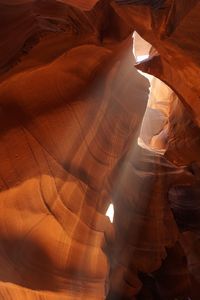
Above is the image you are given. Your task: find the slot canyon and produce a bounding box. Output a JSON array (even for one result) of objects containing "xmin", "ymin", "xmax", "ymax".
[{"xmin": 0, "ymin": 0, "xmax": 200, "ymax": 299}]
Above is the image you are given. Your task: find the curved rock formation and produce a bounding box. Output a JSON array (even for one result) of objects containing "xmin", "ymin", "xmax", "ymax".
[
  {"xmin": 0, "ymin": 1, "xmax": 200, "ymax": 299},
  {"xmin": 106, "ymin": 145, "xmax": 194, "ymax": 299},
  {"xmin": 0, "ymin": 5, "xmax": 149, "ymax": 296}
]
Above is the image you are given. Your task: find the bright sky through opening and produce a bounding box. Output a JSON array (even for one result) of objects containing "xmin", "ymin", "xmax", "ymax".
[
  {"xmin": 106, "ymin": 204, "xmax": 114, "ymax": 223},
  {"xmin": 136, "ymin": 55, "xmax": 149, "ymax": 62}
]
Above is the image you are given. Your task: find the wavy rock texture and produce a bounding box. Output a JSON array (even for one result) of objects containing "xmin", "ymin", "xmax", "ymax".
[
  {"xmin": 106, "ymin": 145, "xmax": 195, "ymax": 299},
  {"xmin": 113, "ymin": 0, "xmax": 200, "ymax": 121},
  {"xmin": 0, "ymin": 0, "xmax": 130, "ymax": 76},
  {"xmin": 0, "ymin": 1, "xmax": 200, "ymax": 300},
  {"xmin": 166, "ymin": 96, "xmax": 200, "ymax": 165},
  {"xmin": 169, "ymin": 185, "xmax": 200, "ymax": 233},
  {"xmin": 114, "ymin": 0, "xmax": 200, "ymax": 163},
  {"xmin": 181, "ymin": 232, "xmax": 200, "ymax": 300},
  {"xmin": 0, "ymin": 2, "xmax": 149, "ymax": 297},
  {"xmin": 0, "ymin": 45, "xmax": 113, "ymax": 300}
]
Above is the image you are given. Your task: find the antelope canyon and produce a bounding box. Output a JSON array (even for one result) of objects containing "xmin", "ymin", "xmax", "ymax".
[{"xmin": 0, "ymin": 1, "xmax": 200, "ymax": 300}]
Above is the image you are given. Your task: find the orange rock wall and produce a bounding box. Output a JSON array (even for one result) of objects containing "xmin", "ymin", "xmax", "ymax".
[{"xmin": 0, "ymin": 1, "xmax": 200, "ymax": 300}]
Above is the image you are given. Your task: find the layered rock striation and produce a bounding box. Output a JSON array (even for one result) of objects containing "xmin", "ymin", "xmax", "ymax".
[{"xmin": 0, "ymin": 1, "xmax": 200, "ymax": 299}]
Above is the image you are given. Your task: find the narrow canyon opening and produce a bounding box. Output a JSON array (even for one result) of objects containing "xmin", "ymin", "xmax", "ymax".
[
  {"xmin": 133, "ymin": 31, "xmax": 172, "ymax": 154},
  {"xmin": 106, "ymin": 32, "xmax": 174, "ymax": 225}
]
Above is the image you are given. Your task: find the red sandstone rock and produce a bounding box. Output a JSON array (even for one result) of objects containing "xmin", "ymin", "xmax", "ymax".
[{"xmin": 0, "ymin": 1, "xmax": 200, "ymax": 300}]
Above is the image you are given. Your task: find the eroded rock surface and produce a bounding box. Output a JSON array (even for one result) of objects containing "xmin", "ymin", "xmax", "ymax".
[{"xmin": 0, "ymin": 1, "xmax": 200, "ymax": 299}]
